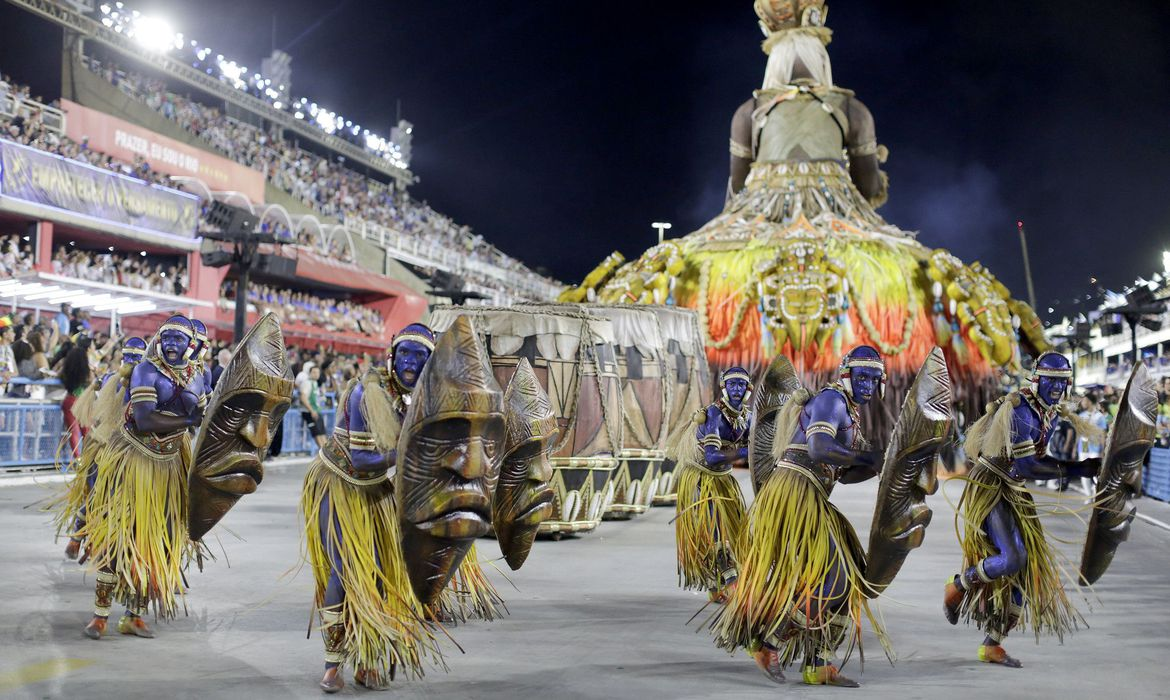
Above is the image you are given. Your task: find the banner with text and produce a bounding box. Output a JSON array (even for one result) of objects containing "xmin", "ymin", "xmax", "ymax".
[
  {"xmin": 0, "ymin": 139, "xmax": 201, "ymax": 237},
  {"xmin": 61, "ymin": 99, "xmax": 266, "ymax": 204}
]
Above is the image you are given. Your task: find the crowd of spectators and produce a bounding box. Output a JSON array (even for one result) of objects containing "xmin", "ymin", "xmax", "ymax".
[
  {"xmin": 230, "ymin": 283, "xmax": 386, "ymax": 338},
  {"xmin": 5, "ymin": 66, "xmax": 558, "ymax": 301},
  {"xmin": 2, "ymin": 74, "xmax": 172, "ymax": 187},
  {"xmin": 0, "ymin": 235, "xmax": 188, "ymax": 297},
  {"xmin": 90, "ymin": 59, "xmax": 558, "ymax": 297},
  {"xmin": 51, "ymin": 245, "xmax": 188, "ymax": 296},
  {"xmin": 0, "ymin": 235, "xmax": 34, "ymax": 279}
]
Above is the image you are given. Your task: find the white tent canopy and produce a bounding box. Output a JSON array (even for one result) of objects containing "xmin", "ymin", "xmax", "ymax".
[{"xmin": 0, "ymin": 272, "xmax": 212, "ymax": 330}]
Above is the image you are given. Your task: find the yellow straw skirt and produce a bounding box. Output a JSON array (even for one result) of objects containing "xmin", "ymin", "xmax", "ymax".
[
  {"xmin": 955, "ymin": 464, "xmax": 1085, "ymax": 642},
  {"xmin": 301, "ymin": 458, "xmax": 440, "ymax": 678},
  {"xmin": 434, "ymin": 543, "xmax": 506, "ymax": 623},
  {"xmin": 81, "ymin": 428, "xmax": 191, "ymax": 619},
  {"xmin": 675, "ymin": 463, "xmax": 746, "ymax": 591},
  {"xmin": 72, "ymin": 381, "xmax": 99, "ymax": 428},
  {"xmin": 710, "ymin": 465, "xmax": 884, "ymax": 665},
  {"xmin": 47, "ymin": 435, "xmax": 106, "ymax": 539}
]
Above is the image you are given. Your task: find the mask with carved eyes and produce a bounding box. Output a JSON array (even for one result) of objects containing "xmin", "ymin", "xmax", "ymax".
[
  {"xmin": 188, "ymin": 314, "xmax": 293, "ymax": 542},
  {"xmin": 493, "ymin": 358, "xmax": 557, "ymax": 570},
  {"xmin": 396, "ymin": 315, "xmax": 505, "ymax": 606}
]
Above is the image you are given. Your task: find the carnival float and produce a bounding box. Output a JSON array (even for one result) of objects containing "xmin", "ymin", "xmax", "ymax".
[{"xmin": 559, "ymin": 0, "xmax": 1048, "ymax": 435}]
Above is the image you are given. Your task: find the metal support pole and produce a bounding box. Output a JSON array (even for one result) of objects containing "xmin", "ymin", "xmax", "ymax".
[
  {"xmin": 234, "ymin": 266, "xmax": 249, "ymax": 345},
  {"xmin": 1017, "ymin": 221, "xmax": 1038, "ymax": 311},
  {"xmin": 1128, "ymin": 316, "xmax": 1139, "ymax": 366}
]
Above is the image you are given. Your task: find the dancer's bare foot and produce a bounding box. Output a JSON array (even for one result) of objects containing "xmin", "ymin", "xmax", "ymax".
[
  {"xmin": 319, "ymin": 667, "xmax": 344, "ymax": 694},
  {"xmin": 64, "ymin": 538, "xmax": 81, "ymax": 560}
]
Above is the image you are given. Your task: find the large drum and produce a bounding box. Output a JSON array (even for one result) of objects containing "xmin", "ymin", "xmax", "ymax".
[
  {"xmin": 583, "ymin": 305, "xmax": 670, "ymax": 519},
  {"xmin": 429, "ymin": 306, "xmax": 623, "ymax": 536},
  {"xmin": 645, "ymin": 306, "xmax": 712, "ymax": 505}
]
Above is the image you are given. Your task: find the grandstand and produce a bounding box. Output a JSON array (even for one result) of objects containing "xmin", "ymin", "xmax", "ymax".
[
  {"xmin": 1, "ymin": 0, "xmax": 561, "ymax": 341},
  {"xmin": 0, "ymin": 0, "xmax": 566, "ymax": 468}
]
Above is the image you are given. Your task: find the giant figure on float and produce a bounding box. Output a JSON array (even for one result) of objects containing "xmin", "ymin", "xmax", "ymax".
[{"xmin": 561, "ymin": 0, "xmax": 1049, "ymax": 432}]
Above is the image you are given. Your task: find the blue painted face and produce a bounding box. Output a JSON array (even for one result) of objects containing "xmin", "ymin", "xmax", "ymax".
[
  {"xmin": 122, "ymin": 352, "xmax": 144, "ymax": 366},
  {"xmin": 159, "ymin": 329, "xmax": 192, "ymax": 367},
  {"xmin": 1036, "ymin": 375, "xmax": 1068, "ymax": 406},
  {"xmin": 393, "ymin": 340, "xmax": 432, "ymax": 389},
  {"xmin": 849, "ymin": 367, "xmax": 883, "ymax": 405},
  {"xmin": 724, "ymin": 377, "xmax": 749, "ymax": 409}
]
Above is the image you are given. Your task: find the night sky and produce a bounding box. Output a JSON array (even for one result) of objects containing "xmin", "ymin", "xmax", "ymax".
[{"xmin": 2, "ymin": 1, "xmax": 1168, "ymax": 322}]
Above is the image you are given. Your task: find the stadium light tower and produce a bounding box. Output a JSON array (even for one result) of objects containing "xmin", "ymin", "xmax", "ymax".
[
  {"xmin": 199, "ymin": 201, "xmax": 275, "ymax": 343},
  {"xmin": 652, "ymin": 221, "xmax": 672, "ymax": 245}
]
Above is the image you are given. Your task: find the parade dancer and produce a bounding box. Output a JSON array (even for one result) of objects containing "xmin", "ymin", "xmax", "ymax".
[
  {"xmin": 190, "ymin": 319, "xmax": 215, "ymax": 391},
  {"xmin": 301, "ymin": 323, "xmax": 439, "ymax": 693},
  {"xmin": 58, "ymin": 337, "xmax": 147, "ymax": 560},
  {"xmin": 673, "ymin": 367, "xmax": 752, "ymax": 602},
  {"xmin": 944, "ymin": 352, "xmax": 1102, "ymax": 667},
  {"xmin": 712, "ymin": 347, "xmax": 889, "ymax": 687},
  {"xmin": 81, "ymin": 316, "xmax": 207, "ymax": 639}
]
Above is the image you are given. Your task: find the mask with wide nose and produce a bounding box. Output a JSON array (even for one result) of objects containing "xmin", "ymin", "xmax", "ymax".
[
  {"xmin": 187, "ymin": 314, "xmax": 293, "ymax": 542},
  {"xmin": 396, "ymin": 315, "xmax": 505, "ymax": 606}
]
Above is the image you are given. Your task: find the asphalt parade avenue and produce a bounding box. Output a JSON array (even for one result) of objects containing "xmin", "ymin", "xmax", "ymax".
[{"xmin": 2, "ymin": 461, "xmax": 1169, "ymax": 699}]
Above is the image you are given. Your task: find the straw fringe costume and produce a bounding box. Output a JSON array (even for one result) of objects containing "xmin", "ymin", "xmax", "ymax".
[
  {"xmin": 433, "ymin": 543, "xmax": 505, "ymax": 623},
  {"xmin": 80, "ymin": 321, "xmax": 206, "ymax": 634},
  {"xmin": 301, "ymin": 368, "xmax": 438, "ymax": 680},
  {"xmin": 946, "ymin": 354, "xmax": 1102, "ymax": 664},
  {"xmin": 674, "ymin": 368, "xmax": 752, "ymax": 596},
  {"xmin": 712, "ymin": 383, "xmax": 880, "ymax": 670},
  {"xmin": 51, "ymin": 362, "xmax": 138, "ymax": 551}
]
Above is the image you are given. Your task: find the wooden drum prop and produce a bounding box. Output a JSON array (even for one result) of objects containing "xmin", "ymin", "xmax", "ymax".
[
  {"xmin": 429, "ymin": 306, "xmax": 623, "ymax": 536},
  {"xmin": 646, "ymin": 307, "xmax": 712, "ymax": 506},
  {"xmin": 583, "ymin": 305, "xmax": 670, "ymax": 519}
]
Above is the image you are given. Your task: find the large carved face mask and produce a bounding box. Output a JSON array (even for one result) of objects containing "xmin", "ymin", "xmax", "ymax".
[
  {"xmin": 493, "ymin": 358, "xmax": 557, "ymax": 570},
  {"xmin": 396, "ymin": 316, "xmax": 505, "ymax": 605},
  {"xmin": 188, "ymin": 314, "xmax": 293, "ymax": 542}
]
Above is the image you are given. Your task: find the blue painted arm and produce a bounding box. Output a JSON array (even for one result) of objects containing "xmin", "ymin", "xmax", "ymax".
[
  {"xmin": 128, "ymin": 362, "xmax": 200, "ymax": 434},
  {"xmin": 697, "ymin": 405, "xmax": 746, "ymax": 469},
  {"xmin": 1008, "ymin": 405, "xmax": 1099, "ymax": 479},
  {"xmin": 805, "ymin": 391, "xmax": 879, "ymax": 481},
  {"xmin": 348, "ymin": 383, "xmax": 394, "ymax": 473}
]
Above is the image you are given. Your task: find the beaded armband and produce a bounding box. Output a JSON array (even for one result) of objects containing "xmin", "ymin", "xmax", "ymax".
[
  {"xmin": 805, "ymin": 421, "xmax": 838, "ymax": 438},
  {"xmin": 699, "ymin": 434, "xmax": 724, "ymax": 449},
  {"xmin": 1010, "ymin": 440, "xmax": 1037, "ymax": 459},
  {"xmin": 129, "ymin": 386, "xmax": 157, "ymax": 405},
  {"xmin": 348, "ymin": 430, "xmax": 377, "ymax": 452}
]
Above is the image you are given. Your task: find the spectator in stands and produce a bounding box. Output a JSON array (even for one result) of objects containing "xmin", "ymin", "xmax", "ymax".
[
  {"xmin": 1157, "ymin": 397, "xmax": 1170, "ymax": 449},
  {"xmin": 70, "ymin": 308, "xmax": 92, "ymax": 334},
  {"xmin": 1076, "ymin": 394, "xmax": 1109, "ymax": 502},
  {"xmin": 58, "ymin": 334, "xmax": 92, "ymax": 458},
  {"xmin": 8, "ymin": 336, "xmax": 35, "ymax": 398},
  {"xmin": 55, "ymin": 303, "xmax": 72, "ymax": 340},
  {"xmin": 24, "ymin": 329, "xmax": 50, "ymax": 377},
  {"xmin": 0, "ymin": 320, "xmax": 15, "ymax": 393},
  {"xmin": 298, "ymin": 363, "xmax": 326, "ymax": 449},
  {"xmin": 212, "ymin": 348, "xmax": 231, "ymax": 388}
]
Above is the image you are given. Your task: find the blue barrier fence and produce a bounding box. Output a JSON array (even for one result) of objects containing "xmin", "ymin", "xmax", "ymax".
[
  {"xmin": 0, "ymin": 401, "xmax": 66, "ymax": 468},
  {"xmin": 278, "ymin": 408, "xmax": 337, "ymax": 457},
  {"xmin": 0, "ymin": 400, "xmax": 337, "ymax": 470},
  {"xmin": 1145, "ymin": 448, "xmax": 1170, "ymax": 502}
]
